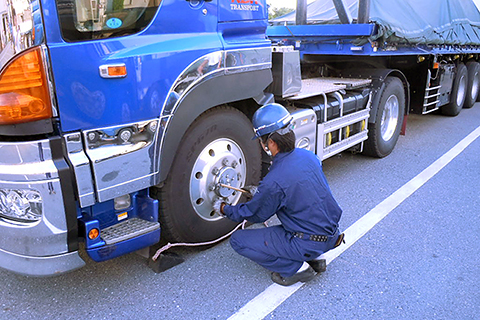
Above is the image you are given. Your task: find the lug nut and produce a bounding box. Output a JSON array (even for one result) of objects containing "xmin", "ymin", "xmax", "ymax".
[
  {"xmin": 212, "ymin": 167, "xmax": 219, "ymax": 176},
  {"xmin": 222, "ymin": 159, "xmax": 229, "ymax": 166},
  {"xmin": 232, "ymin": 161, "xmax": 238, "ymax": 168}
]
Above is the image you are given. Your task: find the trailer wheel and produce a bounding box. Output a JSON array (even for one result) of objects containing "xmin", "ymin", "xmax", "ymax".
[
  {"xmin": 153, "ymin": 106, "xmax": 261, "ymax": 243},
  {"xmin": 363, "ymin": 77, "xmax": 405, "ymax": 158},
  {"xmin": 464, "ymin": 61, "xmax": 480, "ymax": 109},
  {"xmin": 442, "ymin": 63, "xmax": 467, "ymax": 116}
]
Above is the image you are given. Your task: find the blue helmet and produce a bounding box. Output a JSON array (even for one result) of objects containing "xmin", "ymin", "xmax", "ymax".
[{"xmin": 252, "ymin": 103, "xmax": 293, "ymax": 139}]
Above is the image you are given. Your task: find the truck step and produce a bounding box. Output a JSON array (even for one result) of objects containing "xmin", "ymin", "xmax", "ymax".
[
  {"xmin": 423, "ymin": 85, "xmax": 441, "ymax": 114},
  {"xmin": 321, "ymin": 130, "xmax": 368, "ymax": 160},
  {"xmin": 101, "ymin": 218, "xmax": 160, "ymax": 245},
  {"xmin": 286, "ymin": 77, "xmax": 372, "ymax": 101},
  {"xmin": 317, "ymin": 108, "xmax": 371, "ymax": 161}
]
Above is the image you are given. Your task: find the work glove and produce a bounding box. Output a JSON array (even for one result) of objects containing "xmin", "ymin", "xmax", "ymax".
[
  {"xmin": 213, "ymin": 198, "xmax": 226, "ymax": 217},
  {"xmin": 241, "ymin": 185, "xmax": 258, "ymax": 200}
]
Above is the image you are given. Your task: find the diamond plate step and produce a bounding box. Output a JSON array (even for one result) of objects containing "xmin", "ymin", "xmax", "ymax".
[{"xmin": 101, "ymin": 218, "xmax": 160, "ymax": 245}]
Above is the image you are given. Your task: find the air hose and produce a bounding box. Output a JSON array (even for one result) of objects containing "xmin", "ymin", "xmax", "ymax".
[{"xmin": 151, "ymin": 220, "xmax": 248, "ymax": 261}]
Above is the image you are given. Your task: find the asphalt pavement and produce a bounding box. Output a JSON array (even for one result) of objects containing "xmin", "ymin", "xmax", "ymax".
[{"xmin": 1, "ymin": 104, "xmax": 480, "ymax": 320}]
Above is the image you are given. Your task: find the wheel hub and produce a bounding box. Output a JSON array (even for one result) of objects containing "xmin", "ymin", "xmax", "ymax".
[
  {"xmin": 190, "ymin": 138, "xmax": 246, "ymax": 221},
  {"xmin": 215, "ymin": 167, "xmax": 240, "ymax": 197},
  {"xmin": 381, "ymin": 94, "xmax": 399, "ymax": 142}
]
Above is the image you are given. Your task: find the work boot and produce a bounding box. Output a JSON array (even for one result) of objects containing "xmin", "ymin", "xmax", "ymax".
[
  {"xmin": 271, "ymin": 265, "xmax": 316, "ymax": 286},
  {"xmin": 307, "ymin": 259, "xmax": 327, "ymax": 273}
]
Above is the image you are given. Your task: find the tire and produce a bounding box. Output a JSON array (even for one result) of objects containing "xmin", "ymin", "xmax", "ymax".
[
  {"xmin": 363, "ymin": 77, "xmax": 405, "ymax": 158},
  {"xmin": 153, "ymin": 106, "xmax": 262, "ymax": 243},
  {"xmin": 442, "ymin": 63, "xmax": 467, "ymax": 116},
  {"xmin": 464, "ymin": 61, "xmax": 480, "ymax": 109}
]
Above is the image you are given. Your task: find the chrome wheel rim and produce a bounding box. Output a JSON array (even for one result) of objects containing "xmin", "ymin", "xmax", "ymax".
[
  {"xmin": 381, "ymin": 94, "xmax": 399, "ymax": 142},
  {"xmin": 190, "ymin": 138, "xmax": 246, "ymax": 221}
]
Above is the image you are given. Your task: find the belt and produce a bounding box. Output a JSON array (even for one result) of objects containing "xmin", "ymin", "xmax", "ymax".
[
  {"xmin": 293, "ymin": 232, "xmax": 328, "ymax": 242},
  {"xmin": 293, "ymin": 232, "xmax": 346, "ymax": 247}
]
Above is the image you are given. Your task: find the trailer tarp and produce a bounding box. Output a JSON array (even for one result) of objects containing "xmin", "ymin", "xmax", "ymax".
[{"xmin": 273, "ymin": 0, "xmax": 480, "ymax": 45}]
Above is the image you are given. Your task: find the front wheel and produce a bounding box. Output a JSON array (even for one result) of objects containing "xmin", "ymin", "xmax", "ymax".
[
  {"xmin": 363, "ymin": 77, "xmax": 405, "ymax": 158},
  {"xmin": 153, "ymin": 106, "xmax": 262, "ymax": 243}
]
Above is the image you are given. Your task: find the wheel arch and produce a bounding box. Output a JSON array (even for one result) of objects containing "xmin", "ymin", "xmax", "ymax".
[
  {"xmin": 157, "ymin": 69, "xmax": 273, "ymax": 184},
  {"xmin": 342, "ymin": 68, "xmax": 409, "ymax": 124}
]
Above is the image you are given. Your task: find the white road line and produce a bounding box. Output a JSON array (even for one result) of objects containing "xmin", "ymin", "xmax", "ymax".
[{"xmin": 227, "ymin": 125, "xmax": 480, "ymax": 320}]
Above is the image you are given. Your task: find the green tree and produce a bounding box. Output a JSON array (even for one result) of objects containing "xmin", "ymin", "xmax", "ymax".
[
  {"xmin": 112, "ymin": 0, "xmax": 124, "ymax": 11},
  {"xmin": 269, "ymin": 7, "xmax": 294, "ymax": 20}
]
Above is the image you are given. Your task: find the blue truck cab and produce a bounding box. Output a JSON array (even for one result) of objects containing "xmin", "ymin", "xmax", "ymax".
[{"xmin": 0, "ymin": 0, "xmax": 273, "ymax": 275}]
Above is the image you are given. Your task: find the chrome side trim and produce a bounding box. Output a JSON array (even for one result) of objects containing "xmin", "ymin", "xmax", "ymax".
[
  {"xmin": 162, "ymin": 51, "xmax": 225, "ymax": 117},
  {"xmin": 41, "ymin": 45, "xmax": 59, "ymax": 117},
  {"xmin": 83, "ymin": 118, "xmax": 166, "ymax": 202},
  {"xmin": 162, "ymin": 47, "xmax": 272, "ymax": 117},
  {"xmin": 0, "ymin": 247, "xmax": 85, "ymax": 276},
  {"xmin": 225, "ymin": 47, "xmax": 272, "ymax": 74},
  {"xmin": 64, "ymin": 133, "xmax": 96, "ymax": 207}
]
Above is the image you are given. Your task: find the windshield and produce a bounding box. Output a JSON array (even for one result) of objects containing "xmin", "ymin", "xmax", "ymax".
[{"xmin": 56, "ymin": 0, "xmax": 161, "ymax": 41}]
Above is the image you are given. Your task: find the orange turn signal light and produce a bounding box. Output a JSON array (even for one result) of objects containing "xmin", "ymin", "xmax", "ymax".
[
  {"xmin": 433, "ymin": 62, "xmax": 440, "ymax": 69},
  {"xmin": 88, "ymin": 228, "xmax": 100, "ymax": 240},
  {"xmin": 0, "ymin": 47, "xmax": 52, "ymax": 125},
  {"xmin": 108, "ymin": 65, "xmax": 127, "ymax": 77}
]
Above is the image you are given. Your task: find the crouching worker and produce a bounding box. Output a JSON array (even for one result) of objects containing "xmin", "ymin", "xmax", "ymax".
[{"xmin": 213, "ymin": 103, "xmax": 344, "ymax": 286}]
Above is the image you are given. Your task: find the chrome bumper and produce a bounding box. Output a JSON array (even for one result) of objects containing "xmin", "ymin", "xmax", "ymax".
[
  {"xmin": 0, "ymin": 138, "xmax": 84, "ymax": 276},
  {"xmin": 0, "ymin": 247, "xmax": 84, "ymax": 276}
]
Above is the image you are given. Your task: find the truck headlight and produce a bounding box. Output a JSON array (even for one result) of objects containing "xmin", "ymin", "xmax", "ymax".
[{"xmin": 0, "ymin": 189, "xmax": 42, "ymax": 222}]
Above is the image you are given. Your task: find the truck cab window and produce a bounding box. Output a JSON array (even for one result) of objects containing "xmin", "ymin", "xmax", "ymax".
[{"xmin": 56, "ymin": 0, "xmax": 161, "ymax": 41}]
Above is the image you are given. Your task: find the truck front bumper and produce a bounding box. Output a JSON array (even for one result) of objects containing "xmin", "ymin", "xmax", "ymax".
[
  {"xmin": 0, "ymin": 247, "xmax": 84, "ymax": 276},
  {"xmin": 0, "ymin": 137, "xmax": 84, "ymax": 276}
]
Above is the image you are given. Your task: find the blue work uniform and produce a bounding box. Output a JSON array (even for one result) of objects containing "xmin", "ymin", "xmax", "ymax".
[{"xmin": 223, "ymin": 148, "xmax": 342, "ymax": 277}]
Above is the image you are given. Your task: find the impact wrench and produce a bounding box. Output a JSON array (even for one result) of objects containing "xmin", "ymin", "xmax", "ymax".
[{"xmin": 219, "ymin": 183, "xmax": 268, "ymax": 228}]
